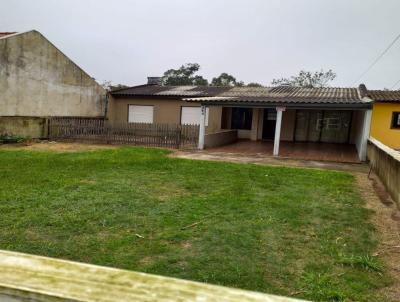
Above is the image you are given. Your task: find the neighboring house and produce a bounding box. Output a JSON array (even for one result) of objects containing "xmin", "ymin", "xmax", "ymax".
[
  {"xmin": 0, "ymin": 30, "xmax": 106, "ymax": 138},
  {"xmin": 364, "ymin": 88, "xmax": 400, "ymax": 150},
  {"xmin": 108, "ymin": 79, "xmax": 373, "ymax": 161}
]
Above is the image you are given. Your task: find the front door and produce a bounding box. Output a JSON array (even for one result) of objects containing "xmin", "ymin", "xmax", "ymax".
[{"xmin": 262, "ymin": 109, "xmax": 276, "ymax": 140}]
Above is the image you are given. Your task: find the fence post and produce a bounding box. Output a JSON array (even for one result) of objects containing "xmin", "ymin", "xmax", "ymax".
[
  {"xmin": 48, "ymin": 118, "xmax": 52, "ymax": 140},
  {"xmin": 177, "ymin": 125, "xmax": 182, "ymax": 149}
]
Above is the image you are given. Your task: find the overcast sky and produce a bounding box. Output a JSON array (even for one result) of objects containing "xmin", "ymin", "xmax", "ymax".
[{"xmin": 1, "ymin": 0, "xmax": 400, "ymax": 89}]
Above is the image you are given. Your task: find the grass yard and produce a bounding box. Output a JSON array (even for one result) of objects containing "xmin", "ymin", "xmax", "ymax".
[{"xmin": 0, "ymin": 147, "xmax": 391, "ymax": 301}]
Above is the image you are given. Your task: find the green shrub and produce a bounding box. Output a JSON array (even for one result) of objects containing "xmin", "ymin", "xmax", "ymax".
[{"xmin": 0, "ymin": 134, "xmax": 26, "ymax": 144}]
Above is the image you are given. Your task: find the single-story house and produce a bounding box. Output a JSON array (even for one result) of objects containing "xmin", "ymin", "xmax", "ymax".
[
  {"xmin": 108, "ymin": 78, "xmax": 373, "ymax": 162},
  {"xmin": 0, "ymin": 30, "xmax": 106, "ymax": 138},
  {"xmin": 364, "ymin": 88, "xmax": 400, "ymax": 150}
]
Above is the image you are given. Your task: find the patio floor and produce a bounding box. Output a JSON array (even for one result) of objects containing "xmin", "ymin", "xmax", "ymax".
[{"xmin": 206, "ymin": 140, "xmax": 361, "ymax": 163}]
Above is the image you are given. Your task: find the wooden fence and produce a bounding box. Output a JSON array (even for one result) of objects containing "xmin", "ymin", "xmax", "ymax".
[{"xmin": 48, "ymin": 117, "xmax": 199, "ymax": 149}]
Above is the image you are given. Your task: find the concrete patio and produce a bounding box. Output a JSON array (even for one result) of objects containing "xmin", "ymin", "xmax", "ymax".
[{"xmin": 206, "ymin": 140, "xmax": 360, "ymax": 163}]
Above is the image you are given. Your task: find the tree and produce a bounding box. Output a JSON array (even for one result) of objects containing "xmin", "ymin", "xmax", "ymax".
[
  {"xmin": 271, "ymin": 70, "xmax": 336, "ymax": 88},
  {"xmin": 162, "ymin": 63, "xmax": 208, "ymax": 86},
  {"xmin": 247, "ymin": 82, "xmax": 263, "ymax": 87},
  {"xmin": 192, "ymin": 75, "xmax": 209, "ymax": 86},
  {"xmin": 101, "ymin": 80, "xmax": 129, "ymax": 92},
  {"xmin": 211, "ymin": 73, "xmax": 244, "ymax": 87},
  {"xmin": 160, "ymin": 64, "xmax": 265, "ymax": 87}
]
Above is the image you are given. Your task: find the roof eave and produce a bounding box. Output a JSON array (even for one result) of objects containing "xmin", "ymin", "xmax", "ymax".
[
  {"xmin": 110, "ymin": 93, "xmax": 209, "ymax": 99},
  {"xmin": 185, "ymin": 100, "xmax": 372, "ymax": 109},
  {"xmin": 0, "ymin": 30, "xmax": 35, "ymax": 40}
]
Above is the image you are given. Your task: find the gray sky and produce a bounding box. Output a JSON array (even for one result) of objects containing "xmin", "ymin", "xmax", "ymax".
[{"xmin": 1, "ymin": 0, "xmax": 400, "ymax": 89}]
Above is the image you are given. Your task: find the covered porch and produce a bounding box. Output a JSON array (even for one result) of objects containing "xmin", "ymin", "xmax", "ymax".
[{"xmin": 189, "ymin": 91, "xmax": 373, "ymax": 162}]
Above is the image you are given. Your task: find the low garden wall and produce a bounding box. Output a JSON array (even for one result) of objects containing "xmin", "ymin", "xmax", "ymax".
[
  {"xmin": 367, "ymin": 137, "xmax": 400, "ymax": 205},
  {"xmin": 205, "ymin": 130, "xmax": 238, "ymax": 148},
  {"xmin": 0, "ymin": 116, "xmax": 48, "ymax": 139}
]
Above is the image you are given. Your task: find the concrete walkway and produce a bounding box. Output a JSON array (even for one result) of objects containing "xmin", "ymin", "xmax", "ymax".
[{"xmin": 172, "ymin": 150, "xmax": 370, "ymax": 173}]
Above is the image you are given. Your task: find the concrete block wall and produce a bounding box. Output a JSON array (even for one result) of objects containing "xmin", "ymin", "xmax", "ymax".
[
  {"xmin": 368, "ymin": 138, "xmax": 400, "ymax": 205},
  {"xmin": 205, "ymin": 130, "xmax": 238, "ymax": 148},
  {"xmin": 0, "ymin": 116, "xmax": 48, "ymax": 138},
  {"xmin": 0, "ymin": 30, "xmax": 106, "ymax": 118}
]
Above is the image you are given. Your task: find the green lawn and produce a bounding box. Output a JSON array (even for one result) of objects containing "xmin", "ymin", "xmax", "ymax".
[{"xmin": 0, "ymin": 147, "xmax": 390, "ymax": 301}]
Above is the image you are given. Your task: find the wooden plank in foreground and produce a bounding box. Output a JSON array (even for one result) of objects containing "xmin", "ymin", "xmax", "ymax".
[{"xmin": 0, "ymin": 250, "xmax": 309, "ymax": 302}]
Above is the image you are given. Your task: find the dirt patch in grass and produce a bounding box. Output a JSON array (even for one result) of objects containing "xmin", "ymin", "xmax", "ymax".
[
  {"xmin": 356, "ymin": 172, "xmax": 400, "ymax": 302},
  {"xmin": 181, "ymin": 242, "xmax": 192, "ymax": 249},
  {"xmin": 139, "ymin": 256, "xmax": 156, "ymax": 266},
  {"xmin": 172, "ymin": 150, "xmax": 370, "ymax": 173},
  {"xmin": 0, "ymin": 141, "xmax": 118, "ymax": 152},
  {"xmin": 80, "ymin": 179, "xmax": 97, "ymax": 185}
]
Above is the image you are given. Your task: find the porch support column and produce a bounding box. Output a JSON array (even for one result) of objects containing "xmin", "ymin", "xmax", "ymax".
[
  {"xmin": 273, "ymin": 107, "xmax": 285, "ymax": 156},
  {"xmin": 359, "ymin": 109, "xmax": 372, "ymax": 161},
  {"xmin": 198, "ymin": 105, "xmax": 207, "ymax": 150}
]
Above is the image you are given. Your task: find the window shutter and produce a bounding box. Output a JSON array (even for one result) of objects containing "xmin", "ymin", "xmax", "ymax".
[
  {"xmin": 128, "ymin": 106, "xmax": 153, "ymax": 123},
  {"xmin": 181, "ymin": 107, "xmax": 209, "ymax": 126}
]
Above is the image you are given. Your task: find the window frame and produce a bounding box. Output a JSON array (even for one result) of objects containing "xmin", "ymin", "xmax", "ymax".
[{"xmin": 391, "ymin": 112, "xmax": 400, "ymax": 129}]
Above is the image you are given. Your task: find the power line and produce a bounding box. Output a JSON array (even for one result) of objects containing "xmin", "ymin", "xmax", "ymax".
[
  {"xmin": 390, "ymin": 78, "xmax": 400, "ymax": 90},
  {"xmin": 352, "ymin": 32, "xmax": 400, "ymax": 85}
]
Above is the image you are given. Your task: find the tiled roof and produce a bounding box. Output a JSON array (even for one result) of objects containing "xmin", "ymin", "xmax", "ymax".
[
  {"xmin": 366, "ymin": 90, "xmax": 400, "ymax": 102},
  {"xmin": 111, "ymin": 84, "xmax": 366, "ymax": 105},
  {"xmin": 186, "ymin": 86, "xmax": 363, "ymax": 104},
  {"xmin": 110, "ymin": 84, "xmax": 360, "ymax": 99},
  {"xmin": 111, "ymin": 85, "xmax": 228, "ymax": 97}
]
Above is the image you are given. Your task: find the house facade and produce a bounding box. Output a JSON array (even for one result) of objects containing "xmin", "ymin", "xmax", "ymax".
[
  {"xmin": 108, "ymin": 80, "xmax": 373, "ymax": 162},
  {"xmin": 0, "ymin": 30, "xmax": 106, "ymax": 138},
  {"xmin": 366, "ymin": 90, "xmax": 400, "ymax": 150}
]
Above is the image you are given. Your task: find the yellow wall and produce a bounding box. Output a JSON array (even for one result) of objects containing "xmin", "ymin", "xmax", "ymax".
[{"xmin": 371, "ymin": 103, "xmax": 400, "ymax": 149}]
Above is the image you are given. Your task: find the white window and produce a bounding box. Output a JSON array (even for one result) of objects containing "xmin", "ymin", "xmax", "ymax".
[
  {"xmin": 128, "ymin": 105, "xmax": 153, "ymax": 123},
  {"xmin": 181, "ymin": 106, "xmax": 209, "ymax": 126},
  {"xmin": 316, "ymin": 118, "xmax": 341, "ymax": 130}
]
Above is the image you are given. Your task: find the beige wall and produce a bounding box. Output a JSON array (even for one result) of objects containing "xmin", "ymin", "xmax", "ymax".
[
  {"xmin": 107, "ymin": 97, "xmax": 222, "ymax": 134},
  {"xmin": 0, "ymin": 31, "xmax": 105, "ymax": 117},
  {"xmin": 281, "ymin": 109, "xmax": 296, "ymax": 141}
]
